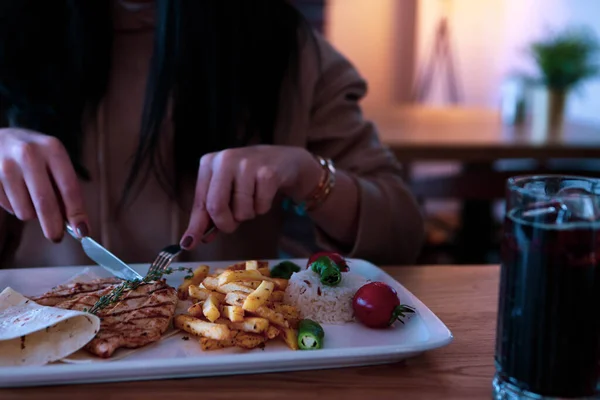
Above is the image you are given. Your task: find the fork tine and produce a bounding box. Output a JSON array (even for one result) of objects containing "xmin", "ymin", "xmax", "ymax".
[
  {"xmin": 148, "ymin": 254, "xmax": 165, "ymax": 275},
  {"xmin": 148, "ymin": 255, "xmax": 167, "ymax": 276},
  {"xmin": 149, "ymin": 227, "xmax": 213, "ymax": 275},
  {"xmin": 147, "ymin": 244, "xmax": 182, "ymax": 277},
  {"xmin": 157, "ymin": 253, "xmax": 172, "ymax": 270},
  {"xmin": 152, "ymin": 254, "xmax": 170, "ymax": 273},
  {"xmin": 150, "ymin": 255, "xmax": 165, "ymax": 271}
]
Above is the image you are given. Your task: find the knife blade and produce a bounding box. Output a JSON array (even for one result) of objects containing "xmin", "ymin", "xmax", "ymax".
[{"xmin": 65, "ymin": 224, "xmax": 143, "ymax": 281}]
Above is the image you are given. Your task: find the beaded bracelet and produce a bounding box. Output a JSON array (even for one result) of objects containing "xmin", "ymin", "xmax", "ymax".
[{"xmin": 284, "ymin": 155, "xmax": 336, "ymax": 216}]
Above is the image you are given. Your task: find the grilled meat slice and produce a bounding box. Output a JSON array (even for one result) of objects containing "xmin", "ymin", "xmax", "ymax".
[
  {"xmin": 32, "ymin": 278, "xmax": 121, "ymax": 307},
  {"xmin": 32, "ymin": 278, "xmax": 178, "ymax": 358}
]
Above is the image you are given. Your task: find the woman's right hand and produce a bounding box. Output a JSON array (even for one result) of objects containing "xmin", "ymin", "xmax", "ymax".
[{"xmin": 0, "ymin": 128, "xmax": 89, "ymax": 242}]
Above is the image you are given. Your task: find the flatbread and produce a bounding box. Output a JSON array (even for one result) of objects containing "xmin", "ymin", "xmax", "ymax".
[{"xmin": 0, "ymin": 287, "xmax": 100, "ymax": 366}]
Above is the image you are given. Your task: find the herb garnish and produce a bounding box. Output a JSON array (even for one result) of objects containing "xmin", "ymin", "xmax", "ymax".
[{"xmin": 86, "ymin": 266, "xmax": 193, "ymax": 315}]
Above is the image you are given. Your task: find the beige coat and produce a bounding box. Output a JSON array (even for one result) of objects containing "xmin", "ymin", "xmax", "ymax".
[{"xmin": 0, "ymin": 28, "xmax": 424, "ymax": 269}]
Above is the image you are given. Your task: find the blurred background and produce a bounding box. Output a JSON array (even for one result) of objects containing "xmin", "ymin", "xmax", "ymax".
[{"xmin": 290, "ymin": 0, "xmax": 600, "ymax": 265}]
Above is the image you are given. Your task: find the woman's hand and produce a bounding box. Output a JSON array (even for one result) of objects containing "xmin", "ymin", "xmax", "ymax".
[
  {"xmin": 180, "ymin": 145, "xmax": 322, "ymax": 249},
  {"xmin": 0, "ymin": 128, "xmax": 89, "ymax": 242}
]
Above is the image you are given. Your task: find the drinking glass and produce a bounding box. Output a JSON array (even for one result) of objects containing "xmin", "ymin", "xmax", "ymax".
[{"xmin": 494, "ymin": 175, "xmax": 600, "ymax": 399}]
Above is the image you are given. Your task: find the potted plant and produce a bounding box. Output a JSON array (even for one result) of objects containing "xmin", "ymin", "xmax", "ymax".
[{"xmin": 527, "ymin": 27, "xmax": 599, "ymax": 136}]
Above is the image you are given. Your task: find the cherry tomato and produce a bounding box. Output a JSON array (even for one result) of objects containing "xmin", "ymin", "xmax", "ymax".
[
  {"xmin": 307, "ymin": 251, "xmax": 349, "ymax": 272},
  {"xmin": 352, "ymin": 282, "xmax": 415, "ymax": 329}
]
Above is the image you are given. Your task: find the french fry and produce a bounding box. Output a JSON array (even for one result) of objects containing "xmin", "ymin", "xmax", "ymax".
[
  {"xmin": 226, "ymin": 292, "xmax": 290, "ymax": 328},
  {"xmin": 231, "ymin": 331, "xmax": 267, "ymax": 349},
  {"xmin": 253, "ymin": 306, "xmax": 289, "ymax": 328},
  {"xmin": 271, "ymin": 303, "xmax": 299, "ymax": 328},
  {"xmin": 218, "ymin": 282, "xmax": 254, "ymax": 295},
  {"xmin": 226, "ymin": 261, "xmax": 247, "ymax": 271},
  {"xmin": 203, "ymin": 294, "xmax": 221, "ymax": 322},
  {"xmin": 227, "ymin": 261, "xmax": 268, "ymax": 271},
  {"xmin": 188, "ymin": 285, "xmax": 206, "ymax": 300},
  {"xmin": 188, "ymin": 285, "xmax": 226, "ymax": 303},
  {"xmin": 224, "ymin": 291, "xmax": 248, "ymax": 307},
  {"xmin": 271, "ymin": 304, "xmax": 299, "ymax": 320},
  {"xmin": 216, "ymin": 317, "xmax": 269, "ymax": 334},
  {"xmin": 239, "ymin": 281, "xmax": 261, "ymax": 290},
  {"xmin": 225, "ymin": 292, "xmax": 289, "ymax": 327},
  {"xmin": 174, "ymin": 315, "xmax": 231, "ymax": 340},
  {"xmin": 218, "ymin": 270, "xmax": 265, "ymax": 286},
  {"xmin": 265, "ymin": 325, "xmax": 280, "ymax": 339},
  {"xmin": 237, "ymin": 317, "xmax": 270, "ymax": 334},
  {"xmin": 177, "ymin": 265, "xmax": 210, "ymax": 300},
  {"xmin": 187, "ymin": 302, "xmax": 204, "ymax": 318},
  {"xmin": 245, "ymin": 260, "xmax": 259, "ymax": 270},
  {"xmin": 218, "ymin": 269, "xmax": 287, "ymax": 290},
  {"xmin": 243, "ymin": 280, "xmax": 275, "ymax": 312},
  {"xmin": 202, "ymin": 276, "xmax": 219, "ymax": 291},
  {"xmin": 199, "ymin": 337, "xmax": 235, "ymax": 351},
  {"xmin": 271, "ymin": 278, "xmax": 288, "ymax": 291},
  {"xmin": 270, "ymin": 291, "xmax": 284, "ymax": 303},
  {"xmin": 280, "ymin": 327, "xmax": 299, "ymax": 350},
  {"xmin": 178, "ymin": 260, "xmax": 300, "ymax": 353},
  {"xmin": 222, "ymin": 305, "xmax": 244, "ymax": 322}
]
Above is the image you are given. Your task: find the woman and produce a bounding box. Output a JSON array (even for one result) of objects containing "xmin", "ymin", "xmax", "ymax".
[{"xmin": 0, "ymin": 0, "xmax": 424, "ymax": 268}]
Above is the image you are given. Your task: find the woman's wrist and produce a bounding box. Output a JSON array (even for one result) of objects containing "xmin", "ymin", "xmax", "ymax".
[
  {"xmin": 283, "ymin": 149, "xmax": 336, "ymax": 214},
  {"xmin": 282, "ymin": 149, "xmax": 323, "ymax": 202}
]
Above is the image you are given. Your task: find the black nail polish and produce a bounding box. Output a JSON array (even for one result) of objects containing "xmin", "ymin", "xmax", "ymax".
[
  {"xmin": 76, "ymin": 222, "xmax": 89, "ymax": 237},
  {"xmin": 181, "ymin": 236, "xmax": 193, "ymax": 249}
]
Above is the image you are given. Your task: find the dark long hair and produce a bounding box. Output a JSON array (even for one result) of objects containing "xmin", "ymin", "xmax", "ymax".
[{"xmin": 0, "ymin": 0, "xmax": 309, "ymax": 208}]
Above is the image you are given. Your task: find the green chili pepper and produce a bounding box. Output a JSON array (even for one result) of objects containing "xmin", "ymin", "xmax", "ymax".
[
  {"xmin": 270, "ymin": 261, "xmax": 301, "ymax": 279},
  {"xmin": 297, "ymin": 319, "xmax": 325, "ymax": 350},
  {"xmin": 310, "ymin": 256, "xmax": 341, "ymax": 286}
]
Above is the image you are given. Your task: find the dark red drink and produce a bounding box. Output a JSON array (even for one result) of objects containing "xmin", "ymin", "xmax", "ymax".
[{"xmin": 495, "ymin": 207, "xmax": 600, "ymax": 398}]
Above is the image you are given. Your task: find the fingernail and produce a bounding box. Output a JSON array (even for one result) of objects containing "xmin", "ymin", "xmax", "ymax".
[
  {"xmin": 180, "ymin": 235, "xmax": 193, "ymax": 249},
  {"xmin": 76, "ymin": 222, "xmax": 89, "ymax": 237}
]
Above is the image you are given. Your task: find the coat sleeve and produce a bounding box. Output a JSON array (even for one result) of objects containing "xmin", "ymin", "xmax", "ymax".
[{"xmin": 303, "ymin": 34, "xmax": 425, "ymax": 265}]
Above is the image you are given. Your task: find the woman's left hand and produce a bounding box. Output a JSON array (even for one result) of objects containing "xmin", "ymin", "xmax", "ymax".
[{"xmin": 180, "ymin": 145, "xmax": 322, "ymax": 249}]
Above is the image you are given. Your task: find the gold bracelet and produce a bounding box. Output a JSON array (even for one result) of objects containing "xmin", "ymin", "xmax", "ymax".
[{"xmin": 294, "ymin": 156, "xmax": 336, "ymax": 214}]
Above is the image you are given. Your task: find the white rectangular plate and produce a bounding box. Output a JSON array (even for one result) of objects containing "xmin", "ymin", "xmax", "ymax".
[{"xmin": 0, "ymin": 259, "xmax": 453, "ymax": 387}]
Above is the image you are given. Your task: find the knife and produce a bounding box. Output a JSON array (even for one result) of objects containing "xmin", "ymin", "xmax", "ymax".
[{"xmin": 65, "ymin": 223, "xmax": 143, "ymax": 281}]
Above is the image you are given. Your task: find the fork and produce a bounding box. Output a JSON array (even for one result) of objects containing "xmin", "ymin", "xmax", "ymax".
[
  {"xmin": 146, "ymin": 223, "xmax": 217, "ymax": 278},
  {"xmin": 147, "ymin": 244, "xmax": 183, "ymax": 278}
]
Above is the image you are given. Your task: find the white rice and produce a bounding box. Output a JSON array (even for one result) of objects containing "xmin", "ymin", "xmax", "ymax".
[{"xmin": 284, "ymin": 269, "xmax": 369, "ymax": 324}]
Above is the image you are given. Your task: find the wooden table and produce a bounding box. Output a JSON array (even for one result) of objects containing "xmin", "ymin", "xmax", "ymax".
[
  {"xmin": 1, "ymin": 265, "xmax": 500, "ymax": 400},
  {"xmin": 370, "ymin": 106, "xmax": 600, "ymax": 162},
  {"xmin": 370, "ymin": 106, "xmax": 600, "ymax": 263}
]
